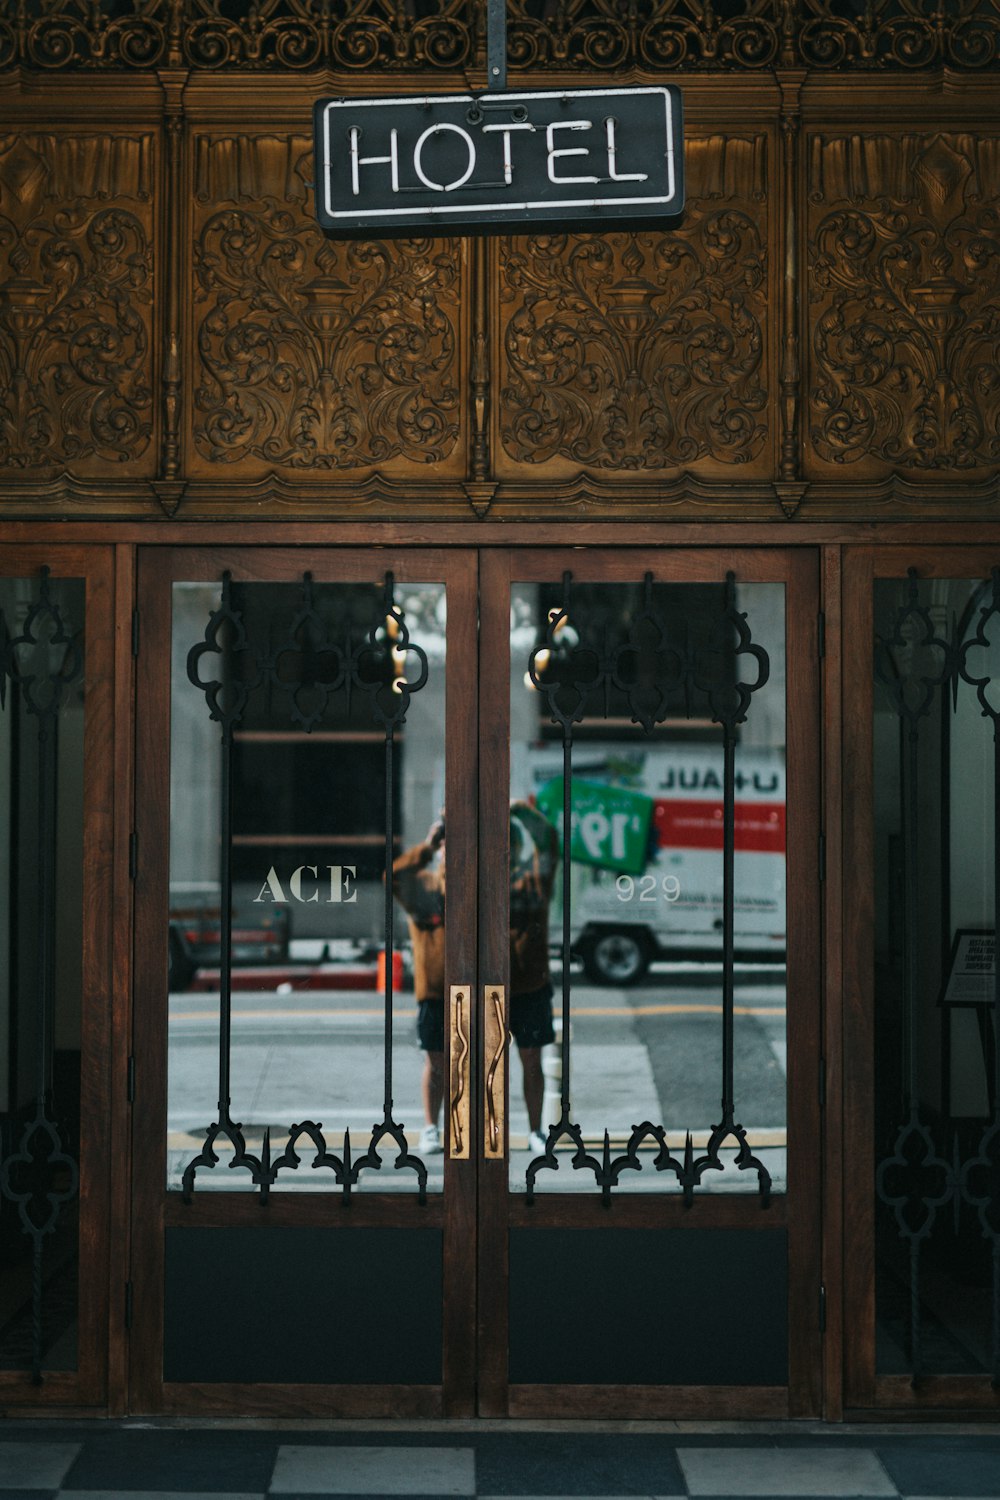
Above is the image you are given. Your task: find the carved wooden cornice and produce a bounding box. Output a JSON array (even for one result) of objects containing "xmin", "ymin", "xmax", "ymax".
[{"xmin": 1, "ymin": 23, "xmax": 999, "ymax": 521}]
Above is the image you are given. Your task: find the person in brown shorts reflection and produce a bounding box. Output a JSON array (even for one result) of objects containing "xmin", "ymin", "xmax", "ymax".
[{"xmin": 392, "ymin": 802, "xmax": 558, "ymax": 1156}]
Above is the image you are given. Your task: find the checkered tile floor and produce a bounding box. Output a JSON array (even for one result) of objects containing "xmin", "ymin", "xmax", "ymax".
[{"xmin": 0, "ymin": 1426, "xmax": 998, "ymax": 1499}]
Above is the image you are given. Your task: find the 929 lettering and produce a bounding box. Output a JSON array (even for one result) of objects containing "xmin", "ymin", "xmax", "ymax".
[{"xmin": 616, "ymin": 873, "xmax": 680, "ymax": 903}]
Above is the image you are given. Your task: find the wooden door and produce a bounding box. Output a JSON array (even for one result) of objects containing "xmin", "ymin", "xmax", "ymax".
[
  {"xmin": 128, "ymin": 541, "xmax": 822, "ymax": 1419},
  {"xmin": 129, "ymin": 546, "xmax": 479, "ymax": 1416},
  {"xmin": 477, "ymin": 546, "xmax": 823, "ymax": 1419}
]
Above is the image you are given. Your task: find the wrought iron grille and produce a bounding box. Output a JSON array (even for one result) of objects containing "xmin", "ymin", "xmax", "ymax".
[
  {"xmin": 0, "ymin": 0, "xmax": 998, "ymax": 71},
  {"xmin": 179, "ymin": 570, "xmax": 432, "ymax": 1202},
  {"xmin": 524, "ymin": 570, "xmax": 774, "ymax": 1204},
  {"xmin": 875, "ymin": 567, "xmax": 1000, "ymax": 1383},
  {"xmin": 0, "ymin": 568, "xmax": 82, "ymax": 1385}
]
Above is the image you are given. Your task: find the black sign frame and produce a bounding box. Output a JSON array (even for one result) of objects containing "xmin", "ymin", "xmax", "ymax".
[{"xmin": 313, "ymin": 85, "xmax": 683, "ymax": 236}]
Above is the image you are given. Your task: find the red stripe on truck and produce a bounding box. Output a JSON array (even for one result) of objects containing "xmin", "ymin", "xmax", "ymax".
[{"xmin": 653, "ymin": 798, "xmax": 786, "ymax": 854}]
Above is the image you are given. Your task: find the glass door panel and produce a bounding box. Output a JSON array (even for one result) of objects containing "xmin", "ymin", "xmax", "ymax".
[
  {"xmin": 507, "ymin": 576, "xmax": 787, "ymax": 1198},
  {"xmin": 846, "ymin": 548, "xmax": 1000, "ymax": 1413},
  {"xmin": 0, "ymin": 548, "xmax": 113, "ymax": 1408},
  {"xmin": 132, "ymin": 548, "xmax": 477, "ymax": 1416},
  {"xmin": 166, "ymin": 576, "xmax": 449, "ymax": 1197}
]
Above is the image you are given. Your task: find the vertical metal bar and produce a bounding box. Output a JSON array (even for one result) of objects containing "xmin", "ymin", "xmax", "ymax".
[
  {"xmin": 993, "ymin": 720, "xmax": 1000, "ymax": 1135},
  {"xmin": 992, "ymin": 722, "xmax": 1000, "ymax": 1381},
  {"xmin": 561, "ymin": 728, "xmax": 572, "ymax": 1113},
  {"xmin": 216, "ymin": 720, "xmax": 234, "ymax": 1119},
  {"xmin": 721, "ymin": 727, "xmax": 736, "ymax": 1122},
  {"xmin": 487, "ymin": 0, "xmax": 506, "ymax": 88},
  {"xmin": 383, "ymin": 721, "xmax": 395, "ymax": 1118},
  {"xmin": 901, "ymin": 652, "xmax": 924, "ymax": 1376},
  {"xmin": 904, "ymin": 715, "xmax": 920, "ymax": 1112},
  {"xmin": 30, "ymin": 713, "xmax": 57, "ymax": 1383}
]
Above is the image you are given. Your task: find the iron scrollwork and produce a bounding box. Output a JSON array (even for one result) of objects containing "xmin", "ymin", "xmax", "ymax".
[
  {"xmin": 0, "ymin": 568, "xmax": 82, "ymax": 1384},
  {"xmin": 4, "ymin": 0, "xmax": 999, "ymax": 72},
  {"xmin": 526, "ymin": 570, "xmax": 772, "ymax": 1205},
  {"xmin": 180, "ymin": 570, "xmax": 430, "ymax": 1202}
]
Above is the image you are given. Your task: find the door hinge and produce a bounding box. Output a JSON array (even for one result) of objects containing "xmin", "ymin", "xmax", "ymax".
[
  {"xmin": 125, "ymin": 1280, "xmax": 133, "ymax": 1331},
  {"xmin": 819, "ymin": 1282, "xmax": 827, "ymax": 1335},
  {"xmin": 817, "ymin": 610, "xmax": 825, "ymax": 660},
  {"xmin": 131, "ymin": 607, "xmax": 140, "ymax": 658},
  {"xmin": 127, "ymin": 1055, "xmax": 136, "ymax": 1104},
  {"xmin": 818, "ymin": 831, "xmax": 826, "ymax": 883},
  {"xmin": 129, "ymin": 831, "xmax": 138, "ymax": 881}
]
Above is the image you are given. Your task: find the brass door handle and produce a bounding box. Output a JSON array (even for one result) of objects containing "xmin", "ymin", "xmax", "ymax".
[
  {"xmin": 449, "ymin": 984, "xmax": 471, "ymax": 1160},
  {"xmin": 483, "ymin": 984, "xmax": 507, "ymax": 1159}
]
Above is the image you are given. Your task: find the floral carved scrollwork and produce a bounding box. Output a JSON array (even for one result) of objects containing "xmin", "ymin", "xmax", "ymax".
[
  {"xmin": 2, "ymin": 0, "xmax": 1000, "ymax": 71},
  {"xmin": 0, "ymin": 137, "xmax": 154, "ymax": 473},
  {"xmin": 193, "ymin": 196, "xmax": 461, "ymax": 473},
  {"xmin": 507, "ymin": 0, "xmax": 780, "ymax": 70},
  {"xmin": 808, "ymin": 135, "xmax": 1000, "ymax": 475},
  {"xmin": 499, "ymin": 205, "xmax": 768, "ymax": 473},
  {"xmin": 183, "ymin": 0, "xmax": 470, "ymax": 71}
]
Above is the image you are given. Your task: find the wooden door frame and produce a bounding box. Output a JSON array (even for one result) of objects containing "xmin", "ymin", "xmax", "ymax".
[
  {"xmin": 0, "ymin": 544, "xmax": 118, "ymax": 1412},
  {"xmin": 842, "ymin": 545, "xmax": 1000, "ymax": 1417},
  {"xmin": 477, "ymin": 545, "xmax": 823, "ymax": 1421},
  {"xmin": 128, "ymin": 545, "xmax": 480, "ymax": 1417},
  {"xmin": 14, "ymin": 519, "xmax": 1000, "ymax": 1420}
]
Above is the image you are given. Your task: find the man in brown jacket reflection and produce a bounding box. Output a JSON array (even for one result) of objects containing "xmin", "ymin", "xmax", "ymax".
[{"xmin": 392, "ymin": 802, "xmax": 557, "ymax": 1156}]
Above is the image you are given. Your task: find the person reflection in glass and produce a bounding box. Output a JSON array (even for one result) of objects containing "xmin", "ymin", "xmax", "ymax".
[
  {"xmin": 509, "ymin": 801, "xmax": 558, "ymax": 1155},
  {"xmin": 392, "ymin": 814, "xmax": 447, "ymax": 1155},
  {"xmin": 392, "ymin": 802, "xmax": 558, "ymax": 1157}
]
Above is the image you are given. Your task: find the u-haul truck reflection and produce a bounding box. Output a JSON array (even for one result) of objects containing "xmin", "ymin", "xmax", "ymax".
[{"xmin": 527, "ymin": 746, "xmax": 786, "ymax": 984}]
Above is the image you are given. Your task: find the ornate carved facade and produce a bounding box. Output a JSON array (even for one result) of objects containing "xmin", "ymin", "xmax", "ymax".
[
  {"xmin": 0, "ymin": 132, "xmax": 156, "ymax": 478},
  {"xmin": 0, "ymin": 2, "xmax": 998, "ymax": 520},
  {"xmin": 189, "ymin": 146, "xmax": 464, "ymax": 479},
  {"xmin": 806, "ymin": 132, "xmax": 1000, "ymax": 480},
  {"xmin": 497, "ymin": 134, "xmax": 771, "ymax": 481}
]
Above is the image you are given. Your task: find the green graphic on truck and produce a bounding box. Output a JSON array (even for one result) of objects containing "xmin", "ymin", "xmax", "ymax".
[{"xmin": 535, "ymin": 779, "xmax": 653, "ymax": 875}]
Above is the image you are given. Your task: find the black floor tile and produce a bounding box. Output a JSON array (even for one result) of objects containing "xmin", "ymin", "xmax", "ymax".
[
  {"xmin": 61, "ymin": 1433, "xmax": 277, "ymax": 1494},
  {"xmin": 874, "ymin": 1443, "xmax": 1000, "ymax": 1497},
  {"xmin": 474, "ymin": 1433, "xmax": 685, "ymax": 1496}
]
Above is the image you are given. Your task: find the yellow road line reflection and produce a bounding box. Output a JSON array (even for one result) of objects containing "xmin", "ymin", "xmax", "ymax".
[{"xmin": 171, "ymin": 1002, "xmax": 785, "ymax": 1021}]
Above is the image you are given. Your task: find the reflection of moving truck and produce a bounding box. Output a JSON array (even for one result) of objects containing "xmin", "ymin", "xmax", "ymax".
[{"xmin": 528, "ymin": 747, "xmax": 786, "ymax": 984}]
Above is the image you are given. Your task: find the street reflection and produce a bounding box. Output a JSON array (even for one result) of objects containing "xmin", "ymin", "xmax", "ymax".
[
  {"xmin": 509, "ymin": 580, "xmax": 787, "ymax": 1194},
  {"xmin": 167, "ymin": 579, "xmax": 447, "ymax": 1194}
]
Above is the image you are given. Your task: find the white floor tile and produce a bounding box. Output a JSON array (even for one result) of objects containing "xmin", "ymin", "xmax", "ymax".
[
  {"xmin": 0, "ymin": 1442, "xmax": 80, "ymax": 1490},
  {"xmin": 56, "ymin": 1493, "xmax": 263, "ymax": 1500},
  {"xmin": 677, "ymin": 1446, "xmax": 898, "ymax": 1496},
  {"xmin": 270, "ymin": 1444, "xmax": 475, "ymax": 1495}
]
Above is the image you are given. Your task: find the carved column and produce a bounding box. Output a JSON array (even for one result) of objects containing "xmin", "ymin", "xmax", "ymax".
[
  {"xmin": 152, "ymin": 68, "xmax": 189, "ymax": 516},
  {"xmin": 775, "ymin": 69, "xmax": 807, "ymax": 518},
  {"xmin": 464, "ymin": 235, "xmax": 497, "ymax": 517}
]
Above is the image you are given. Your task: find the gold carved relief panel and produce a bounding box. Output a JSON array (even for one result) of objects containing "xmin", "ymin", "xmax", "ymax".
[
  {"xmin": 806, "ymin": 132, "xmax": 1000, "ymax": 481},
  {"xmin": 0, "ymin": 132, "xmax": 155, "ymax": 477},
  {"xmin": 187, "ymin": 133, "xmax": 466, "ymax": 482},
  {"xmin": 494, "ymin": 132, "xmax": 773, "ymax": 485}
]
